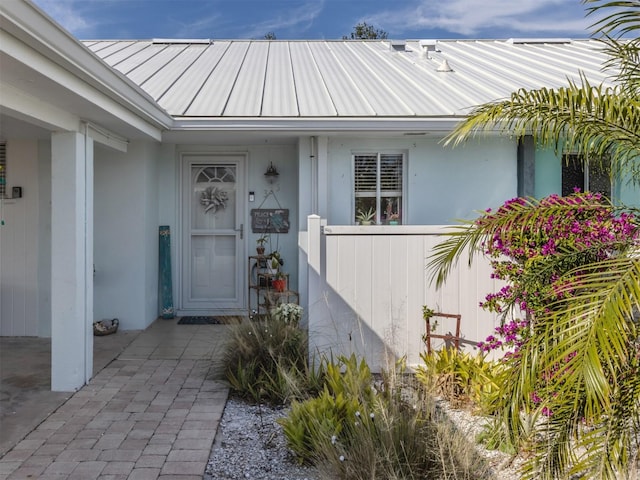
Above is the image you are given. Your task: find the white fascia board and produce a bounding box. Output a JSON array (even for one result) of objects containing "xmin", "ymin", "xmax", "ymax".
[
  {"xmin": 1, "ymin": 2, "xmax": 172, "ymax": 134},
  {"xmin": 2, "ymin": 82, "xmax": 129, "ymax": 152},
  {"xmin": 1, "ymin": 30, "xmax": 163, "ymax": 141},
  {"xmin": 0, "ymin": 81, "xmax": 80, "ymax": 131},
  {"xmin": 170, "ymin": 117, "xmax": 471, "ymax": 133},
  {"xmin": 86, "ymin": 124, "xmax": 128, "ymax": 152}
]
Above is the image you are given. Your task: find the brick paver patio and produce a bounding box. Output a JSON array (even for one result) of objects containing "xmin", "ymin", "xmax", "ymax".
[{"xmin": 0, "ymin": 321, "xmax": 232, "ymax": 479}]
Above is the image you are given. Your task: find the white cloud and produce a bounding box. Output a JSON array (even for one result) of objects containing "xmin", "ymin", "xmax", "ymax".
[
  {"xmin": 32, "ymin": 0, "xmax": 96, "ymax": 36},
  {"xmin": 242, "ymin": 0, "xmax": 325, "ymax": 38},
  {"xmin": 366, "ymin": 0, "xmax": 595, "ymax": 37},
  {"xmin": 173, "ymin": 13, "xmax": 223, "ymax": 39}
]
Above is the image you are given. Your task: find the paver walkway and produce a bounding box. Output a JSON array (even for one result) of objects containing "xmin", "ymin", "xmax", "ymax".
[{"xmin": 0, "ymin": 320, "xmax": 233, "ymax": 479}]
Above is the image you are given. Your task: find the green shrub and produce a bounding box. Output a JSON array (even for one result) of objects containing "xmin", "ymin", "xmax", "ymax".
[
  {"xmin": 280, "ymin": 355, "xmax": 491, "ymax": 479},
  {"xmin": 278, "ymin": 354, "xmax": 373, "ymax": 463},
  {"xmin": 319, "ymin": 382, "xmax": 442, "ymax": 479},
  {"xmin": 280, "ymin": 387, "xmax": 362, "ymax": 463},
  {"xmin": 476, "ymin": 416, "xmax": 517, "ymax": 455},
  {"xmin": 224, "ymin": 314, "xmax": 316, "ymax": 404},
  {"xmin": 416, "ymin": 348, "xmax": 506, "ymax": 415}
]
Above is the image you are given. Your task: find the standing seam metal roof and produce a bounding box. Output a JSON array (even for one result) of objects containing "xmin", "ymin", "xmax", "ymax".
[{"xmin": 84, "ymin": 39, "xmax": 617, "ymax": 119}]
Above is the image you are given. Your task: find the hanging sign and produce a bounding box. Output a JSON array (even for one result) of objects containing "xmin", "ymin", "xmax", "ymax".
[{"xmin": 251, "ymin": 208, "xmax": 290, "ymax": 233}]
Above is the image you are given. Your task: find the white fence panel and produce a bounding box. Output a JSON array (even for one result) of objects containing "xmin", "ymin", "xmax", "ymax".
[{"xmin": 306, "ymin": 221, "xmax": 502, "ymax": 372}]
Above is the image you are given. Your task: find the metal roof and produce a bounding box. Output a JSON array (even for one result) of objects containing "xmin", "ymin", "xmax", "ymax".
[{"xmin": 83, "ymin": 39, "xmax": 615, "ymax": 119}]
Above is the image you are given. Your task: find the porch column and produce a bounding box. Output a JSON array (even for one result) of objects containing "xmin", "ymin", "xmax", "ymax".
[
  {"xmin": 316, "ymin": 136, "xmax": 329, "ymax": 218},
  {"xmin": 307, "ymin": 214, "xmax": 327, "ymax": 363},
  {"xmin": 51, "ymin": 131, "xmax": 94, "ymax": 391}
]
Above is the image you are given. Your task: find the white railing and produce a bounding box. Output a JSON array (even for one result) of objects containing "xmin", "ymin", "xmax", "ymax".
[{"xmin": 302, "ymin": 216, "xmax": 502, "ymax": 372}]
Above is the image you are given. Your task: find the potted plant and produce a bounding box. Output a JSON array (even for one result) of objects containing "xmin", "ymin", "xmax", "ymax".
[
  {"xmin": 385, "ymin": 199, "xmax": 400, "ymax": 225},
  {"xmin": 271, "ymin": 271, "xmax": 287, "ymax": 292},
  {"xmin": 387, "ymin": 213, "xmax": 400, "ymax": 225},
  {"xmin": 267, "ymin": 251, "xmax": 283, "ymax": 275},
  {"xmin": 356, "ymin": 207, "xmax": 376, "ymax": 225},
  {"xmin": 256, "ymin": 234, "xmax": 268, "ymax": 255}
]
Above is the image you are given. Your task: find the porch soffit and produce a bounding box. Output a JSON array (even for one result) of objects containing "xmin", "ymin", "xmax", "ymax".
[{"xmin": 0, "ymin": 2, "xmax": 172, "ymax": 141}]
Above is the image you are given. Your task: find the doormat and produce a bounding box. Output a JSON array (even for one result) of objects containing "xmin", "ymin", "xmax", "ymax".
[{"xmin": 177, "ymin": 316, "xmax": 242, "ymax": 325}]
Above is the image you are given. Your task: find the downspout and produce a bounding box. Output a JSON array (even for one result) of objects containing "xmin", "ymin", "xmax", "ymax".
[
  {"xmin": 82, "ymin": 121, "xmax": 92, "ymax": 385},
  {"xmin": 83, "ymin": 121, "xmax": 89, "ymax": 384},
  {"xmin": 310, "ymin": 136, "xmax": 318, "ymax": 214}
]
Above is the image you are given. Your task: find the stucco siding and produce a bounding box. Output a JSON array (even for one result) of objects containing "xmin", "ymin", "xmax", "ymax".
[
  {"xmin": 93, "ymin": 141, "xmax": 159, "ymax": 330},
  {"xmin": 618, "ymin": 181, "xmax": 640, "ymax": 207},
  {"xmin": 326, "ymin": 136, "xmax": 518, "ymax": 226}
]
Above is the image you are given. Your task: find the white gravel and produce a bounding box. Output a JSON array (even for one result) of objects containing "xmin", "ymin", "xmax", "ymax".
[
  {"xmin": 204, "ymin": 397, "xmax": 319, "ymax": 480},
  {"xmin": 435, "ymin": 399, "xmax": 523, "ymax": 480},
  {"xmin": 205, "ymin": 395, "xmax": 527, "ymax": 480},
  {"xmin": 206, "ymin": 388, "xmax": 638, "ymax": 480}
]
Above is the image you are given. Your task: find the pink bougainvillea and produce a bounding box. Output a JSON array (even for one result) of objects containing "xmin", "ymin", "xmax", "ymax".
[{"xmin": 477, "ymin": 191, "xmax": 638, "ymax": 356}]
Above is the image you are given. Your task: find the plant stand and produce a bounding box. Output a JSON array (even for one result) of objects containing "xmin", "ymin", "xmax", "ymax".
[{"xmin": 248, "ymin": 256, "xmax": 299, "ymax": 319}]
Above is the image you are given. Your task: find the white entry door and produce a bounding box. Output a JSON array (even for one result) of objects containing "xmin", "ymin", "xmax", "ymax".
[{"xmin": 181, "ymin": 154, "xmax": 245, "ymax": 312}]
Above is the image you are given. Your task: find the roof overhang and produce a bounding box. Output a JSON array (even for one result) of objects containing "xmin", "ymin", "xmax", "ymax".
[
  {"xmin": 0, "ymin": 1, "xmax": 173, "ymax": 142},
  {"xmin": 169, "ymin": 116, "xmax": 472, "ymax": 133}
]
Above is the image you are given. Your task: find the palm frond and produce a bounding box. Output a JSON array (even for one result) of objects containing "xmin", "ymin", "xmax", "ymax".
[
  {"xmin": 427, "ymin": 196, "xmax": 631, "ymax": 287},
  {"xmin": 426, "ymin": 221, "xmax": 482, "ymax": 288},
  {"xmin": 584, "ymin": 1, "xmax": 640, "ymax": 38},
  {"xmin": 599, "ymin": 37, "xmax": 640, "ymax": 96},
  {"xmin": 444, "ymin": 76, "xmax": 640, "ymax": 183},
  {"xmin": 578, "ymin": 369, "xmax": 640, "ymax": 478},
  {"xmin": 522, "ymin": 255, "xmax": 640, "ymax": 478}
]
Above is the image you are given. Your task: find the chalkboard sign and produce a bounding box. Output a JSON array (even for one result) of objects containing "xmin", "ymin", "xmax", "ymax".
[{"xmin": 251, "ymin": 209, "xmax": 290, "ymax": 233}]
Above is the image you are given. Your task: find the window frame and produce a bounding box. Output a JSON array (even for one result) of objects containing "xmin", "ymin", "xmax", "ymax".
[
  {"xmin": 352, "ymin": 150, "xmax": 407, "ymax": 225},
  {"xmin": 561, "ymin": 152, "xmax": 612, "ymax": 197}
]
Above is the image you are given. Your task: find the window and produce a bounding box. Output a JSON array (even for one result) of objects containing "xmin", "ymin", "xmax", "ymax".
[
  {"xmin": 353, "ymin": 152, "xmax": 404, "ymax": 225},
  {"xmin": 562, "ymin": 153, "xmax": 611, "ymax": 197}
]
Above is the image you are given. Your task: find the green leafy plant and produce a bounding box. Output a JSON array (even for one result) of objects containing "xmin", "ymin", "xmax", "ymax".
[
  {"xmin": 224, "ymin": 314, "xmax": 312, "ymax": 404},
  {"xmin": 476, "ymin": 416, "xmax": 517, "ymax": 455},
  {"xmin": 279, "ymin": 354, "xmax": 372, "ymax": 463},
  {"xmin": 356, "ymin": 207, "xmax": 375, "ymax": 225},
  {"xmin": 428, "ymin": 2, "xmax": 640, "ymax": 476},
  {"xmin": 416, "ymin": 348, "xmax": 505, "ymax": 414},
  {"xmin": 280, "ymin": 355, "xmax": 491, "ymax": 478},
  {"xmin": 268, "ymin": 250, "xmax": 283, "ymax": 269},
  {"xmin": 256, "ymin": 234, "xmax": 268, "ymax": 246},
  {"xmin": 270, "ymin": 302, "xmax": 303, "ymax": 326},
  {"xmin": 280, "ymin": 388, "xmax": 362, "ymax": 463}
]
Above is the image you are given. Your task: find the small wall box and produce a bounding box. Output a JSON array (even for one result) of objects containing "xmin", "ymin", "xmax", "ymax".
[{"xmin": 12, "ymin": 187, "xmax": 22, "ymax": 198}]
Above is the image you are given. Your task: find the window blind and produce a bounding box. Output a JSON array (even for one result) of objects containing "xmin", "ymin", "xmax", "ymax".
[{"xmin": 354, "ymin": 154, "xmax": 377, "ymax": 194}]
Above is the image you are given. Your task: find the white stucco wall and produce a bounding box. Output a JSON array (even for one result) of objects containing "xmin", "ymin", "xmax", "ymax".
[
  {"xmin": 616, "ymin": 178, "xmax": 640, "ymax": 208},
  {"xmin": 325, "ymin": 136, "xmax": 518, "ymax": 225},
  {"xmin": 93, "ymin": 141, "xmax": 160, "ymax": 330}
]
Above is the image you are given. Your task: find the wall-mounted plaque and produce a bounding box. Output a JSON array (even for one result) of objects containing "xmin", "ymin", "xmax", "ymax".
[{"xmin": 251, "ymin": 208, "xmax": 290, "ymax": 233}]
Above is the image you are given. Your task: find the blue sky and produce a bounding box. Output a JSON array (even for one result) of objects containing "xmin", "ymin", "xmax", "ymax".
[{"xmin": 32, "ymin": 0, "xmax": 600, "ymax": 41}]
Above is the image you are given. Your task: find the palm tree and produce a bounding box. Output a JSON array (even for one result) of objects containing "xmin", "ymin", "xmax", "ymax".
[
  {"xmin": 444, "ymin": 1, "xmax": 640, "ymax": 183},
  {"xmin": 429, "ymin": 1, "xmax": 640, "ymax": 478}
]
